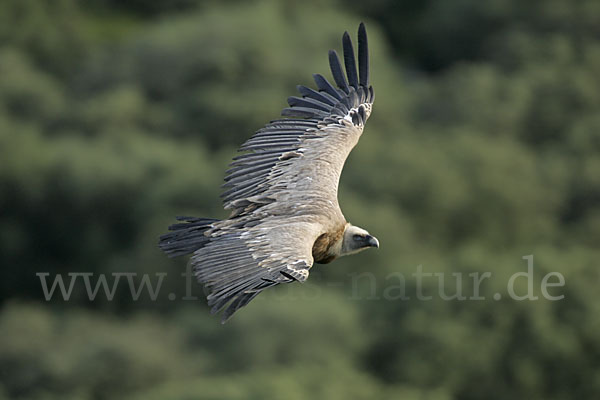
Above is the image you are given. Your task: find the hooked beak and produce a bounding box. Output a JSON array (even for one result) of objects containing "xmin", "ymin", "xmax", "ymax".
[{"xmin": 366, "ymin": 235, "xmax": 379, "ymax": 248}]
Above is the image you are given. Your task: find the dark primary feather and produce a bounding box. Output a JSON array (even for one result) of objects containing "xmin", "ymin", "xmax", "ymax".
[
  {"xmin": 342, "ymin": 31, "xmax": 359, "ymax": 89},
  {"xmin": 358, "ymin": 22, "xmax": 369, "ymax": 87},
  {"xmin": 328, "ymin": 50, "xmax": 350, "ymax": 93},
  {"xmin": 287, "ymin": 96, "xmax": 332, "ymax": 112},
  {"xmin": 296, "ymin": 85, "xmax": 337, "ymax": 106},
  {"xmin": 313, "ymin": 73, "xmax": 342, "ymax": 100}
]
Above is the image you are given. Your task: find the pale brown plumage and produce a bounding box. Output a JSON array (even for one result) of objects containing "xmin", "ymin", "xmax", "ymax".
[{"xmin": 159, "ymin": 23, "xmax": 378, "ymax": 322}]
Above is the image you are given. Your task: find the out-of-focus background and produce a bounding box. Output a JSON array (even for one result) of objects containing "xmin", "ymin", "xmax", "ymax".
[{"xmin": 1, "ymin": 0, "xmax": 599, "ymax": 398}]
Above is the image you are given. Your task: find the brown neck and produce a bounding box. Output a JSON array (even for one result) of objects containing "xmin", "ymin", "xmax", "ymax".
[{"xmin": 311, "ymin": 224, "xmax": 346, "ymax": 264}]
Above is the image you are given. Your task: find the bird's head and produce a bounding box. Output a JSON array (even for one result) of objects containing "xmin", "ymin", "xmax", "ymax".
[{"xmin": 340, "ymin": 224, "xmax": 379, "ymax": 256}]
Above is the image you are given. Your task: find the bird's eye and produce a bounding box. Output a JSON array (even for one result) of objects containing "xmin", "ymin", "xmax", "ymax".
[{"xmin": 353, "ymin": 234, "xmax": 363, "ymax": 241}]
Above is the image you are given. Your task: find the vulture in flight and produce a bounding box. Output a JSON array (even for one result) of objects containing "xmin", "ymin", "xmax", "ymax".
[{"xmin": 160, "ymin": 23, "xmax": 378, "ymax": 322}]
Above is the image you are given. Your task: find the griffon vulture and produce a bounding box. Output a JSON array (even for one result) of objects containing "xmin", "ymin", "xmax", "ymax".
[{"xmin": 160, "ymin": 23, "xmax": 378, "ymax": 322}]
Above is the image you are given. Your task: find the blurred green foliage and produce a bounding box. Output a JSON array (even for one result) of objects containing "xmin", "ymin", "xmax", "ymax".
[{"xmin": 1, "ymin": 0, "xmax": 599, "ymax": 399}]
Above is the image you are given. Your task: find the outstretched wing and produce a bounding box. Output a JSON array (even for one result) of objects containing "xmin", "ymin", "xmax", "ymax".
[
  {"xmin": 222, "ymin": 23, "xmax": 373, "ymax": 220},
  {"xmin": 193, "ymin": 219, "xmax": 321, "ymax": 322},
  {"xmin": 193, "ymin": 24, "xmax": 374, "ymax": 322}
]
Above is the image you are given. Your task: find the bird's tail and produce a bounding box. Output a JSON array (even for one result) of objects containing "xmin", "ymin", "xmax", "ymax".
[{"xmin": 158, "ymin": 216, "xmax": 219, "ymax": 257}]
